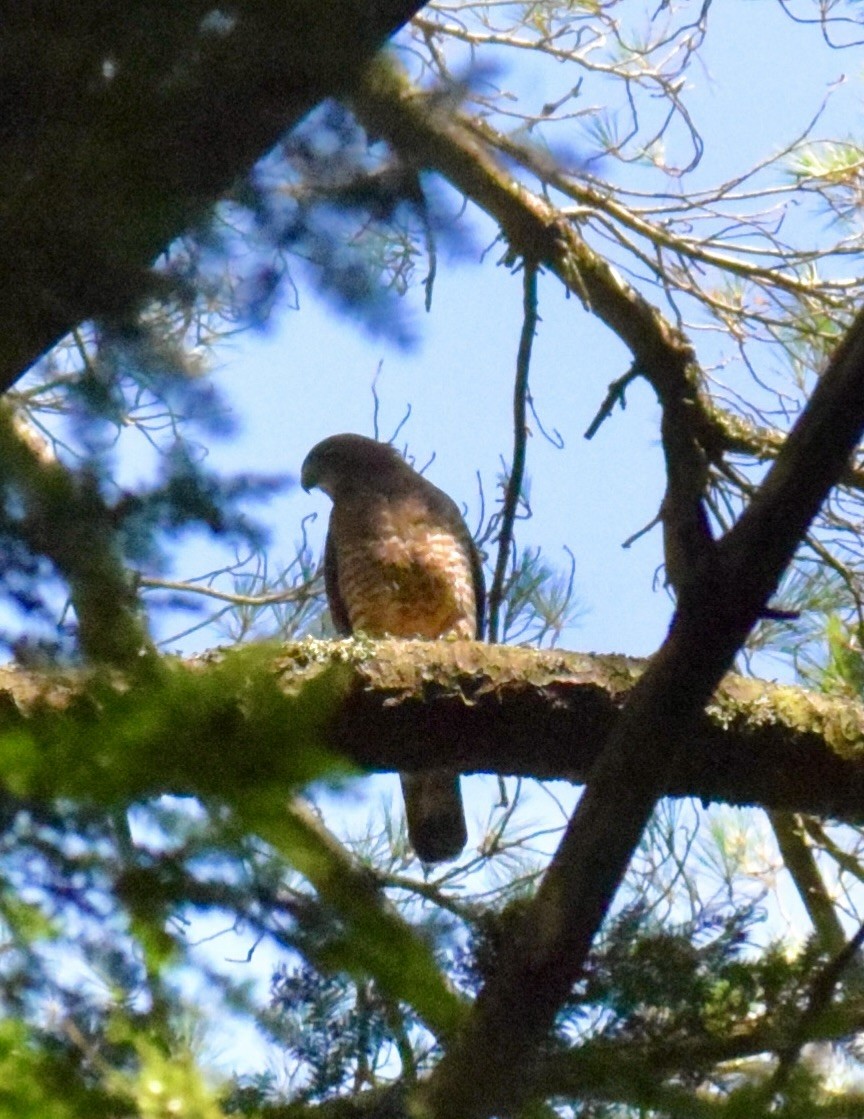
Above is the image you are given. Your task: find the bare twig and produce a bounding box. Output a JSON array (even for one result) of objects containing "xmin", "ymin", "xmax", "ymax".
[
  {"xmin": 488, "ymin": 262, "xmax": 539, "ymax": 643},
  {"xmin": 584, "ymin": 363, "xmax": 641, "ymax": 440},
  {"xmin": 137, "ymin": 573, "xmax": 320, "ymax": 609}
]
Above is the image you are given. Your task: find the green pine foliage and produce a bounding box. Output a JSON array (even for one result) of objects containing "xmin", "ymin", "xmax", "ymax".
[{"xmin": 2, "ymin": 4, "xmax": 864, "ymax": 1118}]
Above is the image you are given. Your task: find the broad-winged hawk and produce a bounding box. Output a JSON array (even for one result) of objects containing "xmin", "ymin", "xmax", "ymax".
[{"xmin": 301, "ymin": 433, "xmax": 485, "ymax": 863}]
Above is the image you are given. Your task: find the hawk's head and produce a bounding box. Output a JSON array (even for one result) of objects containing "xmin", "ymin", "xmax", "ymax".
[{"xmin": 301, "ymin": 433, "xmax": 405, "ymax": 498}]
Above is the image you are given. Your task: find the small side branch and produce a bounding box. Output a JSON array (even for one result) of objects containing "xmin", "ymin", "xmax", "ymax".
[
  {"xmin": 137, "ymin": 574, "xmax": 320, "ymax": 609},
  {"xmin": 769, "ymin": 811, "xmax": 846, "ymax": 956},
  {"xmin": 584, "ymin": 364, "xmax": 640, "ymax": 441},
  {"xmin": 770, "ymin": 920, "xmax": 864, "ymax": 1098}
]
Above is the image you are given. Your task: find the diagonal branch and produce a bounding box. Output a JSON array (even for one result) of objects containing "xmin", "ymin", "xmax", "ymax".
[
  {"xmin": 714, "ymin": 308, "xmax": 864, "ymax": 618},
  {"xmin": 353, "ymin": 61, "xmax": 864, "ymax": 608},
  {"xmin": 415, "ymin": 280, "xmax": 864, "ymax": 1119},
  {"xmin": 354, "ymin": 61, "xmax": 697, "ymax": 394},
  {"xmin": 348, "ymin": 70, "xmax": 864, "ymax": 1113},
  {"xmin": 769, "ymin": 811, "xmax": 847, "ymax": 954}
]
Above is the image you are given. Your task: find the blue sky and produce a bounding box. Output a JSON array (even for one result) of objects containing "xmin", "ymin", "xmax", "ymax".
[{"xmin": 156, "ymin": 2, "xmax": 862, "ymax": 667}]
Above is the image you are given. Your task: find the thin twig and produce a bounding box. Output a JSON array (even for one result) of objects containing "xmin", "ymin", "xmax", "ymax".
[
  {"xmin": 488, "ymin": 262, "xmax": 539, "ymax": 643},
  {"xmin": 621, "ymin": 513, "xmax": 662, "ymax": 550},
  {"xmin": 137, "ymin": 573, "xmax": 320, "ymax": 608}
]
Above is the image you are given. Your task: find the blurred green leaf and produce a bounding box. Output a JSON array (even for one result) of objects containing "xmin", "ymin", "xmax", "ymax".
[
  {"xmin": 0, "ymin": 1020, "xmax": 117, "ymax": 1119},
  {"xmin": 0, "ymin": 645, "xmax": 354, "ymax": 807},
  {"xmin": 106, "ymin": 1034, "xmax": 223, "ymax": 1119},
  {"xmin": 245, "ymin": 797, "xmax": 466, "ymax": 1042}
]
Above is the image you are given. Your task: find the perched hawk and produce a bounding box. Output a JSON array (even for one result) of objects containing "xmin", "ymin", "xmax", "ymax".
[{"xmin": 301, "ymin": 433, "xmax": 485, "ymax": 863}]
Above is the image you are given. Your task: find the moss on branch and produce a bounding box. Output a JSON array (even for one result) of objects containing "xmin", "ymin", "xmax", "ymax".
[{"xmin": 1, "ymin": 638, "xmax": 863, "ymax": 823}]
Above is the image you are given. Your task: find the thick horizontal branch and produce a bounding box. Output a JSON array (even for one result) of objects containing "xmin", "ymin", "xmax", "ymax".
[
  {"xmin": 298, "ymin": 641, "xmax": 864, "ymax": 822},
  {"xmin": 2, "ymin": 639, "xmax": 864, "ymax": 824}
]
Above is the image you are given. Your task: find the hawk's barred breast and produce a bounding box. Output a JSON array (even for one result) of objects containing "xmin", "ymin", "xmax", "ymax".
[{"xmin": 331, "ymin": 494, "xmax": 477, "ymax": 639}]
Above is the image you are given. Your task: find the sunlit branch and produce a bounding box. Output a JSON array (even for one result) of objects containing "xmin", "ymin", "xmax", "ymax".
[{"xmin": 769, "ymin": 811, "xmax": 847, "ymax": 955}]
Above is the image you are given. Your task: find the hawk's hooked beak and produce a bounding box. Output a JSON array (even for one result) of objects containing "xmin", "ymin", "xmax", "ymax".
[{"xmin": 300, "ymin": 456, "xmax": 317, "ymax": 493}]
